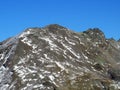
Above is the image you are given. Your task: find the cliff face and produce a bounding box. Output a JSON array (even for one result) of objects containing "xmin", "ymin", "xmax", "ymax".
[{"xmin": 0, "ymin": 24, "xmax": 120, "ymax": 90}]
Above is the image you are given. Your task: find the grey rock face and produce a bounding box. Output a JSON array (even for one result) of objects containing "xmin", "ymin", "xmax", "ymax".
[{"xmin": 0, "ymin": 24, "xmax": 120, "ymax": 90}]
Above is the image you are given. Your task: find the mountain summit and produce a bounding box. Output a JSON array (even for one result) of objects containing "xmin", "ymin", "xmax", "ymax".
[{"xmin": 0, "ymin": 24, "xmax": 120, "ymax": 90}]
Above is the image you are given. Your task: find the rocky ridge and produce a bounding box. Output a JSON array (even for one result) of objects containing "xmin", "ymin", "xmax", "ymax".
[{"xmin": 0, "ymin": 24, "xmax": 120, "ymax": 90}]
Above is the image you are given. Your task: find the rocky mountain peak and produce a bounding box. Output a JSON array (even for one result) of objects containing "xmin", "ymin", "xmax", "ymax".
[
  {"xmin": 83, "ymin": 28, "xmax": 105, "ymax": 40},
  {"xmin": 0, "ymin": 24, "xmax": 120, "ymax": 90},
  {"xmin": 44, "ymin": 24, "xmax": 67, "ymax": 29},
  {"xmin": 42, "ymin": 24, "xmax": 71, "ymax": 37}
]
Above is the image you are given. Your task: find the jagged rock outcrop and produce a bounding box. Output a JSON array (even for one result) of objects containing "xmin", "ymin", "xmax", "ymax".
[{"xmin": 0, "ymin": 24, "xmax": 120, "ymax": 90}]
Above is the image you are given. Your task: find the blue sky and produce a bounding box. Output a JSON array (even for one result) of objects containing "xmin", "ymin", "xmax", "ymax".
[{"xmin": 0, "ymin": 0, "xmax": 120, "ymax": 41}]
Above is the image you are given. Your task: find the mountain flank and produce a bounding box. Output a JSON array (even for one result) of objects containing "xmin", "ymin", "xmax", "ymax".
[{"xmin": 0, "ymin": 24, "xmax": 120, "ymax": 90}]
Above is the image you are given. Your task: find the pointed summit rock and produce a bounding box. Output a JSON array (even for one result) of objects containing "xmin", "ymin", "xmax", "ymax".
[
  {"xmin": 44, "ymin": 24, "xmax": 67, "ymax": 29},
  {"xmin": 83, "ymin": 28, "xmax": 105, "ymax": 41}
]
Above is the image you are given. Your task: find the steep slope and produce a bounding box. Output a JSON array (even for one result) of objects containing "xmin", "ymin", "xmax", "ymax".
[{"xmin": 0, "ymin": 24, "xmax": 120, "ymax": 90}]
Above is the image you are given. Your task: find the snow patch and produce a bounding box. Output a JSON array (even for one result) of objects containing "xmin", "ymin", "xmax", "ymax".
[
  {"xmin": 61, "ymin": 42, "xmax": 80, "ymax": 59},
  {"xmin": 117, "ymin": 44, "xmax": 120, "ymax": 49},
  {"xmin": 19, "ymin": 30, "xmax": 31, "ymax": 38},
  {"xmin": 82, "ymin": 53, "xmax": 88, "ymax": 59},
  {"xmin": 21, "ymin": 37, "xmax": 32, "ymax": 46},
  {"xmin": 44, "ymin": 54, "xmax": 50, "ymax": 60},
  {"xmin": 49, "ymin": 75, "xmax": 55, "ymax": 81},
  {"xmin": 0, "ymin": 53, "xmax": 5, "ymax": 60},
  {"xmin": 55, "ymin": 61, "xmax": 65, "ymax": 71},
  {"xmin": 65, "ymin": 37, "xmax": 76, "ymax": 45},
  {"xmin": 41, "ymin": 37, "xmax": 57, "ymax": 48}
]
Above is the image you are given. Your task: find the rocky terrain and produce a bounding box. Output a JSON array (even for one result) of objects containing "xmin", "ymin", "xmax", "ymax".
[{"xmin": 0, "ymin": 24, "xmax": 120, "ymax": 90}]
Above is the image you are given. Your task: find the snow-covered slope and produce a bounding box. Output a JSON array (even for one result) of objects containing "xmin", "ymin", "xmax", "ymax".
[{"xmin": 0, "ymin": 24, "xmax": 120, "ymax": 90}]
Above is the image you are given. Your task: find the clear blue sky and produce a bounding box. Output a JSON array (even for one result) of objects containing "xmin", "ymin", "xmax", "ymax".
[{"xmin": 0, "ymin": 0, "xmax": 120, "ymax": 41}]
